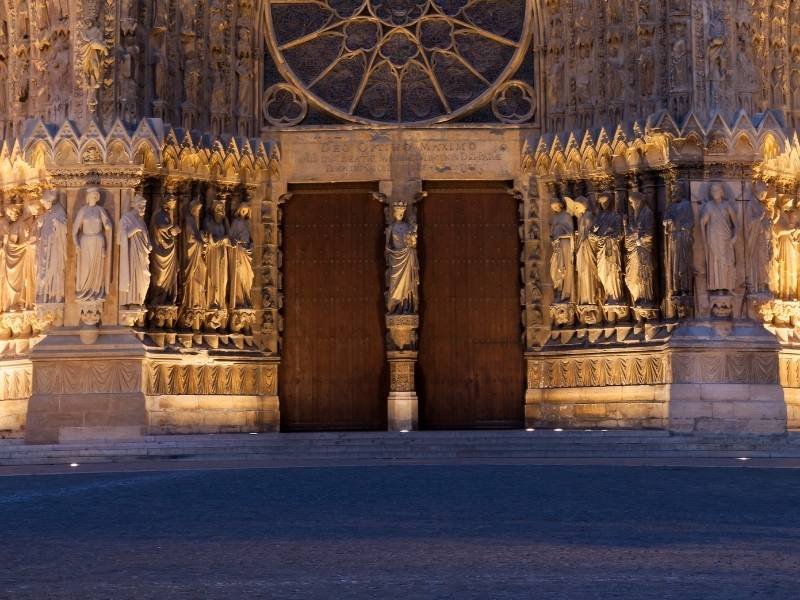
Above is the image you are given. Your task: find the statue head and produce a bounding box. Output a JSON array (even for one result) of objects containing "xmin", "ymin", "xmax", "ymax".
[
  {"xmin": 85, "ymin": 187, "xmax": 101, "ymax": 206},
  {"xmin": 41, "ymin": 189, "xmax": 57, "ymax": 210},
  {"xmin": 392, "ymin": 201, "xmax": 407, "ymax": 222},
  {"xmin": 709, "ymin": 183, "xmax": 726, "ymax": 204},
  {"xmin": 212, "ymin": 198, "xmax": 226, "ymax": 222},
  {"xmin": 753, "ymin": 181, "xmax": 769, "ymax": 202},
  {"xmin": 628, "ymin": 191, "xmax": 645, "ymax": 212},
  {"xmin": 190, "ymin": 198, "xmax": 203, "ymax": 217},
  {"xmin": 597, "ymin": 194, "xmax": 612, "ymax": 210},
  {"xmin": 550, "ymin": 198, "xmax": 565, "ymax": 214},
  {"xmin": 572, "ymin": 196, "xmax": 589, "ymax": 217},
  {"xmin": 162, "ymin": 194, "xmax": 177, "ymax": 211},
  {"xmin": 5, "ymin": 205, "xmax": 21, "ymax": 222},
  {"xmin": 779, "ymin": 195, "xmax": 794, "ymax": 212},
  {"xmin": 132, "ymin": 194, "xmax": 147, "ymax": 217},
  {"xmin": 235, "ymin": 202, "xmax": 251, "ymax": 219}
]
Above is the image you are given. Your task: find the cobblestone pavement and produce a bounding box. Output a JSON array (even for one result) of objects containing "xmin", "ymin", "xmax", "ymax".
[{"xmin": 1, "ymin": 464, "xmax": 799, "ymax": 599}]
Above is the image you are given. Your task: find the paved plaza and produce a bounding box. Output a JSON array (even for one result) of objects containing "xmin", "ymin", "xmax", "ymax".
[{"xmin": 1, "ymin": 462, "xmax": 799, "ymax": 599}]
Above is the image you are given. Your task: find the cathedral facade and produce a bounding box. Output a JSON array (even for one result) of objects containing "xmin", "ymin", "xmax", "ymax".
[{"xmin": 0, "ymin": 0, "xmax": 799, "ymax": 442}]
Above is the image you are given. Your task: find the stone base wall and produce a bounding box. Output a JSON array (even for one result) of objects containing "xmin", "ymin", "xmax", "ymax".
[
  {"xmin": 0, "ymin": 360, "xmax": 32, "ymax": 438},
  {"xmin": 146, "ymin": 395, "xmax": 280, "ymax": 434}
]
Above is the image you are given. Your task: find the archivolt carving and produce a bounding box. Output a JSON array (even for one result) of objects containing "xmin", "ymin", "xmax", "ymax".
[{"xmin": 265, "ymin": 0, "xmax": 531, "ymax": 124}]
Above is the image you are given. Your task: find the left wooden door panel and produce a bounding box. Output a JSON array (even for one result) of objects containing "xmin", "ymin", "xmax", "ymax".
[{"xmin": 280, "ymin": 183, "xmax": 387, "ymax": 431}]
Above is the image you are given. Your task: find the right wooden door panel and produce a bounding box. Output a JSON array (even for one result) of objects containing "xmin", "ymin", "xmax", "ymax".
[{"xmin": 418, "ymin": 182, "xmax": 524, "ymax": 429}]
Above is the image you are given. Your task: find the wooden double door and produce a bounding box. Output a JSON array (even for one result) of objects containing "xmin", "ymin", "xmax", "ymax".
[
  {"xmin": 418, "ymin": 181, "xmax": 524, "ymax": 429},
  {"xmin": 280, "ymin": 183, "xmax": 387, "ymax": 431}
]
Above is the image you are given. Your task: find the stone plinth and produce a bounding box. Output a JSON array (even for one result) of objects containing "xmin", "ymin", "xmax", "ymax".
[
  {"xmin": 667, "ymin": 323, "xmax": 786, "ymax": 435},
  {"xmin": 25, "ymin": 328, "xmax": 147, "ymax": 444},
  {"xmin": 387, "ymin": 351, "xmax": 418, "ymax": 431}
]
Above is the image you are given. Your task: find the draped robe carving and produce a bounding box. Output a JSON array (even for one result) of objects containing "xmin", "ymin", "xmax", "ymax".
[
  {"xmin": 624, "ymin": 193, "xmax": 656, "ymax": 305},
  {"xmin": 663, "ymin": 195, "xmax": 695, "ymax": 296},
  {"xmin": 180, "ymin": 201, "xmax": 208, "ymax": 313},
  {"xmin": 571, "ymin": 197, "xmax": 599, "ymax": 306},
  {"xmin": 228, "ymin": 203, "xmax": 254, "ymax": 309},
  {"xmin": 36, "ymin": 192, "xmax": 67, "ymax": 304},
  {"xmin": 72, "ymin": 190, "xmax": 112, "ymax": 302},
  {"xmin": 385, "ymin": 203, "xmax": 419, "ymax": 315},
  {"xmin": 148, "ymin": 196, "xmax": 180, "ymax": 306},
  {"xmin": 699, "ymin": 184, "xmax": 738, "ymax": 293},
  {"xmin": 118, "ymin": 196, "xmax": 152, "ymax": 307},
  {"xmin": 203, "ymin": 201, "xmax": 229, "ymax": 310},
  {"xmin": 592, "ymin": 196, "xmax": 624, "ymax": 304},
  {"xmin": 549, "ymin": 200, "xmax": 575, "ymax": 304},
  {"xmin": 773, "ymin": 196, "xmax": 799, "ymax": 301}
]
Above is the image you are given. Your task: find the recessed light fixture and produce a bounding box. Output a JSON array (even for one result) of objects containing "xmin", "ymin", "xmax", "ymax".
[
  {"xmin": 526, "ymin": 428, "xmax": 535, "ymax": 432},
  {"xmin": 69, "ymin": 463, "xmax": 79, "ymax": 468},
  {"xmin": 737, "ymin": 457, "xmax": 751, "ymax": 461},
  {"xmin": 554, "ymin": 428, "xmax": 563, "ymax": 432}
]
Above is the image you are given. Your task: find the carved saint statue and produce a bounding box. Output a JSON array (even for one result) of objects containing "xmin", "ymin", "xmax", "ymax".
[
  {"xmin": 180, "ymin": 199, "xmax": 208, "ymax": 312},
  {"xmin": 699, "ymin": 183, "xmax": 738, "ymax": 292},
  {"xmin": 6, "ymin": 204, "xmax": 40, "ymax": 311},
  {"xmin": 36, "ymin": 190, "xmax": 67, "ymax": 304},
  {"xmin": 591, "ymin": 194, "xmax": 624, "ymax": 304},
  {"xmin": 228, "ymin": 202, "xmax": 254, "ymax": 309},
  {"xmin": 203, "ymin": 195, "xmax": 230, "ymax": 310},
  {"xmin": 745, "ymin": 185, "xmax": 774, "ymax": 295},
  {"xmin": 773, "ymin": 195, "xmax": 799, "ymax": 301},
  {"xmin": 80, "ymin": 26, "xmax": 108, "ymax": 89},
  {"xmin": 72, "ymin": 188, "xmax": 112, "ymax": 302},
  {"xmin": 624, "ymin": 192, "xmax": 656, "ymax": 305},
  {"xmin": 385, "ymin": 201, "xmax": 419, "ymax": 315},
  {"xmin": 118, "ymin": 194, "xmax": 152, "ymax": 307},
  {"xmin": 549, "ymin": 198, "xmax": 575, "ymax": 304},
  {"xmin": 148, "ymin": 194, "xmax": 181, "ymax": 306},
  {"xmin": 0, "ymin": 208, "xmax": 9, "ymax": 310},
  {"xmin": 663, "ymin": 189, "xmax": 695, "ymax": 296},
  {"xmin": 568, "ymin": 196, "xmax": 599, "ymax": 306}
]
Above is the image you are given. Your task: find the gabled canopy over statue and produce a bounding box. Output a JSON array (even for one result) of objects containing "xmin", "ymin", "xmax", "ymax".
[
  {"xmin": 385, "ymin": 200, "xmax": 419, "ymax": 315},
  {"xmin": 72, "ymin": 187, "xmax": 112, "ymax": 302}
]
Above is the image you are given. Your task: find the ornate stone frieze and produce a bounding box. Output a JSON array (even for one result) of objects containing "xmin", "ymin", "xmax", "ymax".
[{"xmin": 146, "ymin": 362, "xmax": 276, "ymax": 396}]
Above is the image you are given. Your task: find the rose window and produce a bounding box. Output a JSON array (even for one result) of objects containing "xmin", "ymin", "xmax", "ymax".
[{"xmin": 266, "ymin": 0, "xmax": 530, "ymax": 124}]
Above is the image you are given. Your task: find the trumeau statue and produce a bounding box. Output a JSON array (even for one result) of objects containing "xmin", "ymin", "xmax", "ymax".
[
  {"xmin": 118, "ymin": 194, "xmax": 152, "ymax": 308},
  {"xmin": 592, "ymin": 194, "xmax": 624, "ymax": 305},
  {"xmin": 624, "ymin": 192, "xmax": 656, "ymax": 306},
  {"xmin": 229, "ymin": 202, "xmax": 254, "ymax": 309},
  {"xmin": 549, "ymin": 198, "xmax": 575, "ymax": 304},
  {"xmin": 385, "ymin": 200, "xmax": 419, "ymax": 315},
  {"xmin": 72, "ymin": 187, "xmax": 112, "ymax": 302},
  {"xmin": 203, "ymin": 196, "xmax": 229, "ymax": 310},
  {"xmin": 567, "ymin": 196, "xmax": 599, "ymax": 306},
  {"xmin": 181, "ymin": 199, "xmax": 208, "ymax": 313},
  {"xmin": 36, "ymin": 189, "xmax": 67, "ymax": 305},
  {"xmin": 699, "ymin": 183, "xmax": 738, "ymax": 293},
  {"xmin": 772, "ymin": 195, "xmax": 799, "ymax": 301},
  {"xmin": 148, "ymin": 194, "xmax": 181, "ymax": 306},
  {"xmin": 663, "ymin": 188, "xmax": 695, "ymax": 296},
  {"xmin": 746, "ymin": 185, "xmax": 774, "ymax": 295}
]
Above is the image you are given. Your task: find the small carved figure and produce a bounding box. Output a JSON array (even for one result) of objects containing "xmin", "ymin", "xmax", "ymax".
[
  {"xmin": 119, "ymin": 194, "xmax": 152, "ymax": 307},
  {"xmin": 591, "ymin": 194, "xmax": 624, "ymax": 304},
  {"xmin": 549, "ymin": 198, "xmax": 575, "ymax": 304},
  {"xmin": 36, "ymin": 190, "xmax": 67, "ymax": 304},
  {"xmin": 385, "ymin": 200, "xmax": 419, "ymax": 315},
  {"xmin": 624, "ymin": 192, "xmax": 656, "ymax": 305},
  {"xmin": 773, "ymin": 195, "xmax": 799, "ymax": 301},
  {"xmin": 229, "ymin": 202, "xmax": 254, "ymax": 309},
  {"xmin": 180, "ymin": 199, "xmax": 208, "ymax": 312},
  {"xmin": 148, "ymin": 194, "xmax": 181, "ymax": 306},
  {"xmin": 699, "ymin": 183, "xmax": 737, "ymax": 293},
  {"xmin": 746, "ymin": 184, "xmax": 774, "ymax": 294},
  {"xmin": 663, "ymin": 187, "xmax": 695, "ymax": 296},
  {"xmin": 72, "ymin": 188, "xmax": 112, "ymax": 302},
  {"xmin": 203, "ymin": 195, "xmax": 230, "ymax": 309}
]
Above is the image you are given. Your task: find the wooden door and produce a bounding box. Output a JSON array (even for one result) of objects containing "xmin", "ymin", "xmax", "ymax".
[
  {"xmin": 418, "ymin": 181, "xmax": 524, "ymax": 429},
  {"xmin": 280, "ymin": 183, "xmax": 387, "ymax": 431}
]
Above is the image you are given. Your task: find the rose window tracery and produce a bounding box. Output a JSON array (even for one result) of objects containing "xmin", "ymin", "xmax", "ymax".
[{"xmin": 266, "ymin": 0, "xmax": 530, "ymax": 124}]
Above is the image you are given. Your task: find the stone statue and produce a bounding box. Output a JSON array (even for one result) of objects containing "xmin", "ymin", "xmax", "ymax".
[
  {"xmin": 772, "ymin": 195, "xmax": 799, "ymax": 301},
  {"xmin": 385, "ymin": 201, "xmax": 419, "ymax": 315},
  {"xmin": 699, "ymin": 183, "xmax": 738, "ymax": 293},
  {"xmin": 663, "ymin": 189, "xmax": 695, "ymax": 296},
  {"xmin": 549, "ymin": 198, "xmax": 575, "ymax": 304},
  {"xmin": 229, "ymin": 202, "xmax": 254, "ymax": 309},
  {"xmin": 81, "ymin": 26, "xmax": 108, "ymax": 89},
  {"xmin": 0, "ymin": 209, "xmax": 9, "ymax": 310},
  {"xmin": 72, "ymin": 188, "xmax": 112, "ymax": 302},
  {"xmin": 567, "ymin": 196, "xmax": 599, "ymax": 306},
  {"xmin": 118, "ymin": 194, "xmax": 152, "ymax": 307},
  {"xmin": 591, "ymin": 194, "xmax": 624, "ymax": 304},
  {"xmin": 624, "ymin": 192, "xmax": 656, "ymax": 306},
  {"xmin": 148, "ymin": 194, "xmax": 181, "ymax": 306},
  {"xmin": 35, "ymin": 189, "xmax": 67, "ymax": 304},
  {"xmin": 203, "ymin": 195, "xmax": 230, "ymax": 310},
  {"xmin": 180, "ymin": 199, "xmax": 208, "ymax": 313},
  {"xmin": 5, "ymin": 204, "xmax": 39, "ymax": 311},
  {"xmin": 746, "ymin": 185, "xmax": 774, "ymax": 295}
]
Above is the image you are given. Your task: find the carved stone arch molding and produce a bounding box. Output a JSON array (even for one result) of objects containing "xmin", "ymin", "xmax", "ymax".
[{"xmin": 263, "ymin": 0, "xmax": 534, "ymax": 125}]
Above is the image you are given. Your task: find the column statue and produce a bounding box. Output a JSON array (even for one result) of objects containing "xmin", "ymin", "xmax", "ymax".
[
  {"xmin": 385, "ymin": 200, "xmax": 419, "ymax": 315},
  {"xmin": 35, "ymin": 189, "xmax": 67, "ymax": 304},
  {"xmin": 203, "ymin": 196, "xmax": 230, "ymax": 310},
  {"xmin": 567, "ymin": 196, "xmax": 599, "ymax": 307},
  {"xmin": 773, "ymin": 195, "xmax": 799, "ymax": 301},
  {"xmin": 228, "ymin": 202, "xmax": 254, "ymax": 309},
  {"xmin": 591, "ymin": 194, "xmax": 625, "ymax": 304},
  {"xmin": 148, "ymin": 194, "xmax": 181, "ymax": 306},
  {"xmin": 118, "ymin": 194, "xmax": 152, "ymax": 308},
  {"xmin": 549, "ymin": 198, "xmax": 575, "ymax": 304},
  {"xmin": 699, "ymin": 183, "xmax": 737, "ymax": 293},
  {"xmin": 0, "ymin": 209, "xmax": 9, "ymax": 311},
  {"xmin": 5, "ymin": 205, "xmax": 28, "ymax": 310},
  {"xmin": 624, "ymin": 192, "xmax": 656, "ymax": 306},
  {"xmin": 180, "ymin": 199, "xmax": 208, "ymax": 315},
  {"xmin": 663, "ymin": 190, "xmax": 695, "ymax": 296},
  {"xmin": 745, "ymin": 185, "xmax": 774, "ymax": 295},
  {"xmin": 72, "ymin": 188, "xmax": 112, "ymax": 302}
]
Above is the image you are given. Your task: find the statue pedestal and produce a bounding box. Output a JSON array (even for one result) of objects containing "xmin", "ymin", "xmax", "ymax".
[
  {"xmin": 667, "ymin": 322, "xmax": 786, "ymax": 435},
  {"xmin": 387, "ymin": 351, "xmax": 418, "ymax": 431},
  {"xmin": 25, "ymin": 327, "xmax": 147, "ymax": 444}
]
